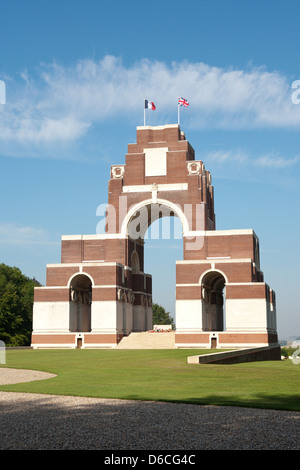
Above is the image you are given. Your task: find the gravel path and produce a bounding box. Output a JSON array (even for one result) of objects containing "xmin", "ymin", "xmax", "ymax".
[
  {"xmin": 0, "ymin": 368, "xmax": 299, "ymax": 450},
  {"xmin": 0, "ymin": 367, "xmax": 56, "ymax": 384}
]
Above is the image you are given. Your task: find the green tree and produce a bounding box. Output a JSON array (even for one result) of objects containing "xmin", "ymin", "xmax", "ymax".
[
  {"xmin": 152, "ymin": 303, "xmax": 175, "ymax": 329},
  {"xmin": 0, "ymin": 263, "xmax": 41, "ymax": 346}
]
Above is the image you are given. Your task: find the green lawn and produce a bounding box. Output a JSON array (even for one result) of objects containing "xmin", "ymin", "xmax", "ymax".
[{"xmin": 1, "ymin": 349, "xmax": 299, "ymax": 411}]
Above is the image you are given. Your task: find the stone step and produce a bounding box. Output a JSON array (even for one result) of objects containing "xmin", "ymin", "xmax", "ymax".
[{"xmin": 116, "ymin": 331, "xmax": 175, "ymax": 349}]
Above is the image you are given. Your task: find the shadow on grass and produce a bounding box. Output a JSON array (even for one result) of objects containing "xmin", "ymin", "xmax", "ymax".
[
  {"xmin": 122, "ymin": 393, "xmax": 300, "ymax": 412},
  {"xmin": 0, "ymin": 392, "xmax": 299, "ymax": 450}
]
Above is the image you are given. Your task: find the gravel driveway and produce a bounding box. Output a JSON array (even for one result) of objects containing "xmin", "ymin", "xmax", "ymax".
[{"xmin": 0, "ymin": 368, "xmax": 299, "ymax": 450}]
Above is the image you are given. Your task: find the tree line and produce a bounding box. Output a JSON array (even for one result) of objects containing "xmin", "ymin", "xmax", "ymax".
[{"xmin": 0, "ymin": 263, "xmax": 41, "ymax": 346}]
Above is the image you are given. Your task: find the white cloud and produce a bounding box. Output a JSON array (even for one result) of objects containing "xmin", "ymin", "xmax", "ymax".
[
  {"xmin": 206, "ymin": 150, "xmax": 249, "ymax": 164},
  {"xmin": 0, "ymin": 223, "xmax": 59, "ymax": 246},
  {"xmin": 1, "ymin": 56, "xmax": 300, "ymax": 155},
  {"xmin": 254, "ymin": 155, "xmax": 300, "ymax": 168},
  {"xmin": 206, "ymin": 150, "xmax": 300, "ymax": 169},
  {"xmin": 1, "ymin": 116, "xmax": 89, "ymax": 143}
]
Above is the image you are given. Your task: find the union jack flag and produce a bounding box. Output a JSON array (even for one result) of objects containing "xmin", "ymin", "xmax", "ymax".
[{"xmin": 178, "ymin": 97, "xmax": 189, "ymax": 108}]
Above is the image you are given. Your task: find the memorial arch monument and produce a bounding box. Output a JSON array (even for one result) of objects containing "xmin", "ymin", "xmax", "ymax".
[{"xmin": 31, "ymin": 124, "xmax": 278, "ymax": 349}]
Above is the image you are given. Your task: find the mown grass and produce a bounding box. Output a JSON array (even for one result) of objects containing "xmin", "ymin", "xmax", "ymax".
[{"xmin": 0, "ymin": 349, "xmax": 299, "ymax": 411}]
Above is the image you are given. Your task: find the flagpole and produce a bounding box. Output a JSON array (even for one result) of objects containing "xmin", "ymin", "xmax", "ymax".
[
  {"xmin": 178, "ymin": 102, "xmax": 180, "ymax": 126},
  {"xmin": 144, "ymin": 99, "xmax": 146, "ymax": 126}
]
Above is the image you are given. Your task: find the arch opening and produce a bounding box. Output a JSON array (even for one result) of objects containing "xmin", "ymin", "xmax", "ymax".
[
  {"xmin": 201, "ymin": 271, "xmax": 226, "ymax": 332},
  {"xmin": 123, "ymin": 198, "xmax": 189, "ymax": 240},
  {"xmin": 127, "ymin": 202, "xmax": 184, "ymax": 242},
  {"xmin": 69, "ymin": 274, "xmax": 92, "ymax": 332},
  {"xmin": 134, "ymin": 204, "xmax": 183, "ymax": 330}
]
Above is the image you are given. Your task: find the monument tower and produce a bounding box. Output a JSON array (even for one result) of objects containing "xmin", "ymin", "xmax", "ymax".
[{"xmin": 31, "ymin": 124, "xmax": 278, "ymax": 349}]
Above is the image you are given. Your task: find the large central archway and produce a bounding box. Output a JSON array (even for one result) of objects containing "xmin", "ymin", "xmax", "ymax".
[
  {"xmin": 144, "ymin": 211, "xmax": 183, "ymax": 327},
  {"xmin": 125, "ymin": 200, "xmax": 185, "ymax": 330}
]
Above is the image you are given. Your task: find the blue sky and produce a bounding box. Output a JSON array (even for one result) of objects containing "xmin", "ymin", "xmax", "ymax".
[{"xmin": 0, "ymin": 0, "xmax": 300, "ymax": 339}]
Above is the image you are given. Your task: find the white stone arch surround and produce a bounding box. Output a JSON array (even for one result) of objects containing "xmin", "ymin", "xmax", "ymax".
[
  {"xmin": 120, "ymin": 197, "xmax": 190, "ymax": 239},
  {"xmin": 67, "ymin": 272, "xmax": 95, "ymax": 288},
  {"xmin": 199, "ymin": 268, "xmax": 228, "ymax": 286}
]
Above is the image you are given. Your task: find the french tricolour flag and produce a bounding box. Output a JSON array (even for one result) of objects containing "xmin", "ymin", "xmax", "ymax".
[{"xmin": 145, "ymin": 99, "xmax": 156, "ymax": 110}]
